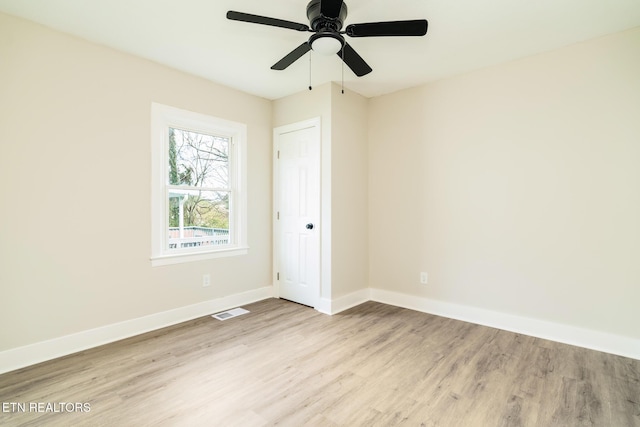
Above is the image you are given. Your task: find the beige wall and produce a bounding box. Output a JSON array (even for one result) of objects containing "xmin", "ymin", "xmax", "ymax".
[
  {"xmin": 369, "ymin": 27, "xmax": 640, "ymax": 339},
  {"xmin": 0, "ymin": 13, "xmax": 273, "ymax": 350},
  {"xmin": 330, "ymin": 84, "xmax": 369, "ymax": 298}
]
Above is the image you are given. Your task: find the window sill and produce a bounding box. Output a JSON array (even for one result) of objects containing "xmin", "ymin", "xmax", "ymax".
[{"xmin": 151, "ymin": 246, "xmax": 249, "ymax": 267}]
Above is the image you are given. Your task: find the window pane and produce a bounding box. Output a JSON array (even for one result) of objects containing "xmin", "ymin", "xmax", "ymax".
[
  {"xmin": 169, "ymin": 127, "xmax": 229, "ymax": 188},
  {"xmin": 167, "ymin": 189, "xmax": 230, "ymax": 250}
]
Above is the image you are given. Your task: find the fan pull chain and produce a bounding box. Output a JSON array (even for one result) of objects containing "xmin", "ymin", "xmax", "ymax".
[
  {"xmin": 341, "ymin": 44, "xmax": 345, "ymax": 94},
  {"xmin": 309, "ymin": 51, "xmax": 312, "ymax": 91}
]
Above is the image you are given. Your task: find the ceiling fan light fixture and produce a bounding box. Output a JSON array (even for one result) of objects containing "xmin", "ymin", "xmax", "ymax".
[
  {"xmin": 227, "ymin": 1, "xmax": 428, "ymax": 78},
  {"xmin": 310, "ymin": 34, "xmax": 343, "ymax": 55}
]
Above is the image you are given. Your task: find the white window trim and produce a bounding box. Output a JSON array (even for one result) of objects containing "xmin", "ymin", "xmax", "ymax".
[{"xmin": 150, "ymin": 102, "xmax": 248, "ymax": 266}]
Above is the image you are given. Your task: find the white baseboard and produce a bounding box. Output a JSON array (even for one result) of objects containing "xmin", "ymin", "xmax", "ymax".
[
  {"xmin": 315, "ymin": 297, "xmax": 332, "ymax": 315},
  {"xmin": 315, "ymin": 289, "xmax": 370, "ymax": 315},
  {"xmin": 370, "ymin": 288, "xmax": 640, "ymax": 361},
  {"xmin": 0, "ymin": 286, "xmax": 273, "ymax": 375},
  {"xmin": 330, "ymin": 289, "xmax": 372, "ymax": 315},
  {"xmin": 3, "ymin": 285, "xmax": 637, "ymax": 374}
]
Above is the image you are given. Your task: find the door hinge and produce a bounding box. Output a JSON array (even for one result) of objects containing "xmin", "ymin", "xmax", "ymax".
[
  {"xmin": 277, "ymin": 272, "xmax": 280, "ymax": 280},
  {"xmin": 277, "ymin": 150, "xmax": 280, "ymax": 159},
  {"xmin": 277, "ymin": 211, "xmax": 280, "ymax": 220}
]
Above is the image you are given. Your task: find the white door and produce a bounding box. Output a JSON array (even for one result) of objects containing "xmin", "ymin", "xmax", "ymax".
[{"xmin": 274, "ymin": 119, "xmax": 320, "ymax": 307}]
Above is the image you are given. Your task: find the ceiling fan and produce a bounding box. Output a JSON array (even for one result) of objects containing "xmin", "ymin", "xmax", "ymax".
[{"xmin": 227, "ymin": 0, "xmax": 428, "ymax": 77}]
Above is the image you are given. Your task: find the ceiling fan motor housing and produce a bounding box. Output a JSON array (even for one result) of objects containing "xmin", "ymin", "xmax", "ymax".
[{"xmin": 306, "ymin": 0, "xmax": 348, "ymax": 32}]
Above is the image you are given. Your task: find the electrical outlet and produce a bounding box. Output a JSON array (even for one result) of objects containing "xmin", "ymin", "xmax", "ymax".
[
  {"xmin": 202, "ymin": 274, "xmax": 211, "ymax": 287},
  {"xmin": 420, "ymin": 272, "xmax": 428, "ymax": 285}
]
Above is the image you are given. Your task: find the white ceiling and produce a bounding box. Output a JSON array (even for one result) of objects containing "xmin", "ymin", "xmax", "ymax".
[{"xmin": 1, "ymin": 0, "xmax": 640, "ymax": 100}]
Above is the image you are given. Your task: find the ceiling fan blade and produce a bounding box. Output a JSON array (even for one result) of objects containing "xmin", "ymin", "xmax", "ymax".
[
  {"xmin": 227, "ymin": 11, "xmax": 310, "ymax": 32},
  {"xmin": 320, "ymin": 0, "xmax": 344, "ymax": 19},
  {"xmin": 338, "ymin": 42, "xmax": 372, "ymax": 77},
  {"xmin": 345, "ymin": 19, "xmax": 428, "ymax": 37},
  {"xmin": 271, "ymin": 42, "xmax": 312, "ymax": 70}
]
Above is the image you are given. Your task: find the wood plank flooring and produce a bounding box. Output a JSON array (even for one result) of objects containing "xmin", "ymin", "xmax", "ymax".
[{"xmin": 1, "ymin": 299, "xmax": 638, "ymax": 426}]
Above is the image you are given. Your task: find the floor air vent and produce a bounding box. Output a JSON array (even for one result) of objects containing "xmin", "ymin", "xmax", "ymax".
[{"xmin": 212, "ymin": 307, "xmax": 250, "ymax": 321}]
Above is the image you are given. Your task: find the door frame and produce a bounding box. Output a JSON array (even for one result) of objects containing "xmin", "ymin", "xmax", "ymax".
[{"xmin": 273, "ymin": 117, "xmax": 322, "ymax": 307}]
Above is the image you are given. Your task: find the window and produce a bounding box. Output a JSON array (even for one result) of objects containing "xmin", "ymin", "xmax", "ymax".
[{"xmin": 151, "ymin": 103, "xmax": 247, "ymax": 266}]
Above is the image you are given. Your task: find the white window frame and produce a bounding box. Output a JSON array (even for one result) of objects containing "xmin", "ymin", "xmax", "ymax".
[{"xmin": 151, "ymin": 103, "xmax": 248, "ymax": 266}]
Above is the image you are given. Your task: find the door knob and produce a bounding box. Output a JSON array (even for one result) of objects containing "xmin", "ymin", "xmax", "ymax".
[{"xmin": 306, "ymin": 223, "xmax": 314, "ymax": 230}]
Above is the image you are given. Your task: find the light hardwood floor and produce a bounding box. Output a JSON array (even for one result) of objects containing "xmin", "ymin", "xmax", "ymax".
[{"xmin": 1, "ymin": 299, "xmax": 638, "ymax": 426}]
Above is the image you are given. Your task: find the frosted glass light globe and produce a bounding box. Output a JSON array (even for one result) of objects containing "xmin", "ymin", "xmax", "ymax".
[{"xmin": 311, "ymin": 36, "xmax": 342, "ymax": 55}]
